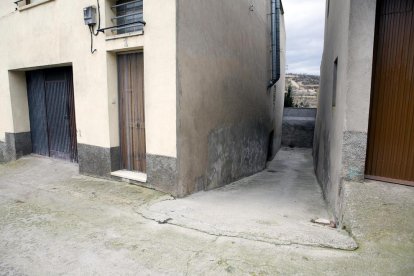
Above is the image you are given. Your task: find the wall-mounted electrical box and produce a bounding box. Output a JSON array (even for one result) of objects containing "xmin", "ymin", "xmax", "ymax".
[{"xmin": 83, "ymin": 6, "xmax": 97, "ymax": 26}]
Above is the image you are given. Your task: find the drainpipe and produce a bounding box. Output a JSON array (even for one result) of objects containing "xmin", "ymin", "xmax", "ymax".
[{"xmin": 268, "ymin": 0, "xmax": 281, "ymax": 88}]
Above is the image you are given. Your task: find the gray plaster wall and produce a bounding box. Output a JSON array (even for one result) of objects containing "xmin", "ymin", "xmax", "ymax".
[
  {"xmin": 0, "ymin": 132, "xmax": 31, "ymax": 163},
  {"xmin": 78, "ymin": 144, "xmax": 120, "ymax": 177},
  {"xmin": 314, "ymin": 0, "xmax": 377, "ymax": 220},
  {"xmin": 176, "ymin": 0, "xmax": 284, "ymax": 196},
  {"xmin": 146, "ymin": 154, "xmax": 178, "ymax": 196},
  {"xmin": 203, "ymin": 121, "xmax": 269, "ymax": 191},
  {"xmin": 282, "ymin": 108, "xmax": 316, "ymax": 148},
  {"xmin": 78, "ymin": 144, "xmax": 179, "ymax": 196}
]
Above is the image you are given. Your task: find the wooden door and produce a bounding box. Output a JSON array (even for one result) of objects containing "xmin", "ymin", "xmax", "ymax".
[
  {"xmin": 26, "ymin": 67, "xmax": 78, "ymax": 162},
  {"xmin": 365, "ymin": 0, "xmax": 414, "ymax": 186},
  {"xmin": 118, "ymin": 53, "xmax": 146, "ymax": 172}
]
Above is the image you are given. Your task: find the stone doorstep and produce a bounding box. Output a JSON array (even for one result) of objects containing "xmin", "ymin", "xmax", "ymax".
[{"xmin": 111, "ymin": 170, "xmax": 147, "ymax": 183}]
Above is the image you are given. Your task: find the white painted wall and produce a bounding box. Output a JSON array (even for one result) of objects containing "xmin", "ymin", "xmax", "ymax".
[
  {"xmin": 314, "ymin": 0, "xmax": 377, "ymax": 218},
  {"xmin": 0, "ymin": 0, "xmax": 177, "ymax": 157},
  {"xmin": 273, "ymin": 13, "xmax": 286, "ymax": 153},
  {"xmin": 314, "ymin": 0, "xmax": 351, "ymax": 210},
  {"xmin": 142, "ymin": 0, "xmax": 176, "ymax": 157}
]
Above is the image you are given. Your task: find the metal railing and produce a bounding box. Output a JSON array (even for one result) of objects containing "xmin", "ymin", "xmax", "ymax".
[{"xmin": 110, "ymin": 0, "xmax": 144, "ymax": 35}]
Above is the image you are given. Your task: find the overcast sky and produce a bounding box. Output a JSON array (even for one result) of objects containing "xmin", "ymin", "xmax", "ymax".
[{"xmin": 283, "ymin": 0, "xmax": 326, "ymax": 75}]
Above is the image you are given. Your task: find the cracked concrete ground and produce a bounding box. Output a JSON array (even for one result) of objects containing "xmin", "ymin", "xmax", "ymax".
[
  {"xmin": 138, "ymin": 148, "xmax": 356, "ymax": 250},
  {"xmin": 0, "ymin": 149, "xmax": 413, "ymax": 275}
]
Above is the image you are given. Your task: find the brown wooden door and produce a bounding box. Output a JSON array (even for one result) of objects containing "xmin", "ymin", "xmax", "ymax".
[
  {"xmin": 118, "ymin": 52, "xmax": 146, "ymax": 172},
  {"xmin": 365, "ymin": 0, "xmax": 414, "ymax": 186}
]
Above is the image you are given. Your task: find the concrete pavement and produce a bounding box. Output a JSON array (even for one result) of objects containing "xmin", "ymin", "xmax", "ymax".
[
  {"xmin": 139, "ymin": 148, "xmax": 356, "ymax": 250},
  {"xmin": 0, "ymin": 149, "xmax": 413, "ymax": 275}
]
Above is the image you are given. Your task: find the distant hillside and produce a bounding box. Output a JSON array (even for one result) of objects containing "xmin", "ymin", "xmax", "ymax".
[
  {"xmin": 285, "ymin": 74, "xmax": 320, "ymax": 108},
  {"xmin": 286, "ymin": 74, "xmax": 320, "ymax": 86}
]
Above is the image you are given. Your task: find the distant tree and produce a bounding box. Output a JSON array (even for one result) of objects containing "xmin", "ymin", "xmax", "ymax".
[{"xmin": 284, "ymin": 84, "xmax": 294, "ymax": 107}]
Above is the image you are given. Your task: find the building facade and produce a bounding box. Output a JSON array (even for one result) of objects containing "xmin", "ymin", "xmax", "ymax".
[
  {"xmin": 0, "ymin": 0, "xmax": 285, "ymax": 197},
  {"xmin": 314, "ymin": 0, "xmax": 413, "ymax": 221}
]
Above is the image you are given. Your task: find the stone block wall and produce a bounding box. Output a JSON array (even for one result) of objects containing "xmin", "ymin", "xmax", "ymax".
[{"xmin": 282, "ymin": 108, "xmax": 316, "ymax": 148}]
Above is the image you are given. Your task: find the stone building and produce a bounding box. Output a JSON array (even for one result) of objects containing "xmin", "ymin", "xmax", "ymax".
[
  {"xmin": 0, "ymin": 0, "xmax": 286, "ymax": 197},
  {"xmin": 314, "ymin": 0, "xmax": 413, "ymax": 221}
]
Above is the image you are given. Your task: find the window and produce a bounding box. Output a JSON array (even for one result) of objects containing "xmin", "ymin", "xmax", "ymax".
[
  {"xmin": 113, "ymin": 0, "xmax": 143, "ymax": 35},
  {"xmin": 332, "ymin": 57, "xmax": 338, "ymax": 107}
]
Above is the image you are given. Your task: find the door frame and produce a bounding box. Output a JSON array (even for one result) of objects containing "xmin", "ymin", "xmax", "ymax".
[{"xmin": 116, "ymin": 51, "xmax": 147, "ymax": 173}]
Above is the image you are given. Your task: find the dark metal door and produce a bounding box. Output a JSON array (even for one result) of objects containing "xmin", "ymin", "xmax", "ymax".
[
  {"xmin": 45, "ymin": 80, "xmax": 72, "ymax": 160},
  {"xmin": 27, "ymin": 71, "xmax": 49, "ymax": 156},
  {"xmin": 26, "ymin": 67, "xmax": 78, "ymax": 162},
  {"xmin": 118, "ymin": 53, "xmax": 146, "ymax": 172},
  {"xmin": 365, "ymin": 0, "xmax": 414, "ymax": 186}
]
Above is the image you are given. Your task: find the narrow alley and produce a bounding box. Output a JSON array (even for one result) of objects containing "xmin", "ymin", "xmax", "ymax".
[{"xmin": 138, "ymin": 148, "xmax": 356, "ymax": 250}]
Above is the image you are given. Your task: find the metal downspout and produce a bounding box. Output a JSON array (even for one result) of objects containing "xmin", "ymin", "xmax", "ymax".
[{"xmin": 268, "ymin": 0, "xmax": 281, "ymax": 88}]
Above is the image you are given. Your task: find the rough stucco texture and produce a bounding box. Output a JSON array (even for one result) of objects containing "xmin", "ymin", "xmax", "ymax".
[
  {"xmin": 146, "ymin": 154, "xmax": 178, "ymax": 196},
  {"xmin": 78, "ymin": 144, "xmax": 120, "ymax": 178},
  {"xmin": 0, "ymin": 132, "xmax": 32, "ymax": 163},
  {"xmin": 342, "ymin": 131, "xmax": 367, "ymax": 181},
  {"xmin": 204, "ymin": 122, "xmax": 268, "ymax": 191},
  {"xmin": 78, "ymin": 143, "xmax": 179, "ymax": 196},
  {"xmin": 176, "ymin": 0, "xmax": 281, "ymax": 196}
]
